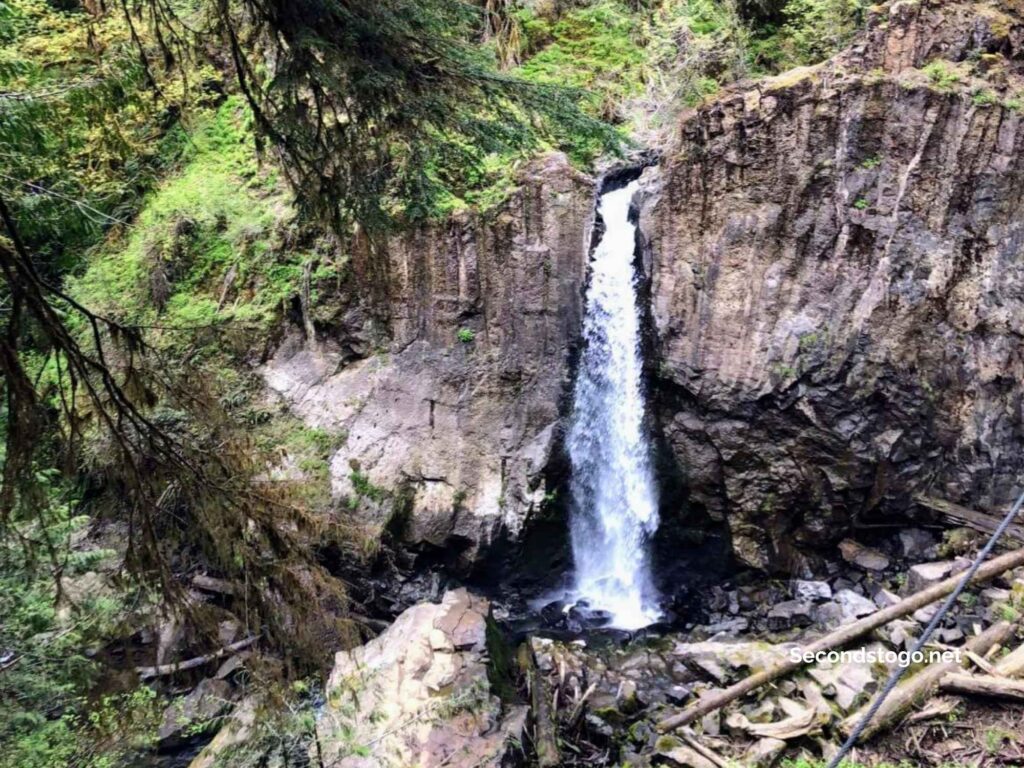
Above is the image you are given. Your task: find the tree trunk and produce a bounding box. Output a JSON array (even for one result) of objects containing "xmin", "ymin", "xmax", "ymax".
[{"xmin": 940, "ymin": 672, "xmax": 1024, "ymax": 701}]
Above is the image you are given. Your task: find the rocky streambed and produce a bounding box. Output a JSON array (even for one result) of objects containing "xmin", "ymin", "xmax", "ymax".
[{"xmin": 173, "ymin": 525, "xmax": 1024, "ymax": 768}]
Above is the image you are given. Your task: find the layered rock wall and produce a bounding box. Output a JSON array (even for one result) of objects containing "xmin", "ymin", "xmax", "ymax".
[
  {"xmin": 264, "ymin": 154, "xmax": 594, "ymax": 570},
  {"xmin": 641, "ymin": 0, "xmax": 1024, "ymax": 570}
]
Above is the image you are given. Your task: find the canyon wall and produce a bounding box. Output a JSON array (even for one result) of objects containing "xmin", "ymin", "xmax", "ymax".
[
  {"xmin": 264, "ymin": 154, "xmax": 594, "ymax": 571},
  {"xmin": 641, "ymin": 0, "xmax": 1024, "ymax": 571}
]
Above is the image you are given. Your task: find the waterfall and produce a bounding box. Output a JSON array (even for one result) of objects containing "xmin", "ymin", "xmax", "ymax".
[{"xmin": 566, "ymin": 179, "xmax": 661, "ymax": 630}]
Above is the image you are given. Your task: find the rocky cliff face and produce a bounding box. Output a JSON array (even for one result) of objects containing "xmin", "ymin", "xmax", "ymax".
[
  {"xmin": 264, "ymin": 154, "xmax": 594, "ymax": 572},
  {"xmin": 641, "ymin": 0, "xmax": 1024, "ymax": 571}
]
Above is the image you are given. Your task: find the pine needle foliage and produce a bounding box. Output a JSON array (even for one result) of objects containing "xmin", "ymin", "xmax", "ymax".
[
  {"xmin": 0, "ymin": 0, "xmax": 193, "ymax": 275},
  {"xmin": 138, "ymin": 0, "xmax": 619, "ymax": 231},
  {"xmin": 0, "ymin": 193, "xmax": 359, "ymax": 672}
]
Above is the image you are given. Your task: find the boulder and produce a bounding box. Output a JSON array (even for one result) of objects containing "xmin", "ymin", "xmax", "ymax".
[
  {"xmin": 936, "ymin": 627, "xmax": 965, "ymax": 644},
  {"xmin": 812, "ymin": 602, "xmax": 845, "ymax": 629},
  {"xmin": 743, "ymin": 737, "xmax": 787, "ymax": 768},
  {"xmin": 188, "ymin": 697, "xmax": 257, "ymax": 768},
  {"xmin": 834, "ymin": 590, "xmax": 876, "ymax": 620},
  {"xmin": 767, "ymin": 600, "xmax": 814, "ymax": 630},
  {"xmin": 616, "ymin": 679, "xmax": 641, "ymax": 714},
  {"xmin": 872, "ymin": 588, "xmax": 901, "ymax": 609},
  {"xmin": 673, "ymin": 640, "xmax": 797, "ymax": 685},
  {"xmin": 898, "ymin": 529, "xmax": 937, "ymax": 560},
  {"xmin": 913, "ymin": 604, "xmax": 939, "ymax": 624},
  {"xmin": 655, "ymin": 739, "xmax": 718, "ymax": 768},
  {"xmin": 705, "ymin": 616, "xmax": 749, "ymax": 635},
  {"xmin": 838, "ymin": 540, "xmax": 890, "ymax": 573},
  {"xmin": 981, "ymin": 587, "xmax": 1011, "ymax": 603},
  {"xmin": 807, "ymin": 644, "xmax": 882, "ymax": 712},
  {"xmin": 905, "ymin": 561, "xmax": 967, "ymax": 595},
  {"xmin": 791, "ymin": 580, "xmax": 832, "ymax": 602},
  {"xmin": 159, "ymin": 678, "xmax": 232, "ymax": 746},
  {"xmin": 316, "ymin": 589, "xmax": 526, "ymax": 768}
]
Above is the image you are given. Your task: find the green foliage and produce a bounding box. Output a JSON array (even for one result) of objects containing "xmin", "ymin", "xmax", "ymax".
[
  {"xmin": 985, "ymin": 727, "xmax": 1018, "ymax": 754},
  {"xmin": 853, "ymin": 197, "xmax": 869, "ymax": 210},
  {"xmin": 191, "ymin": 685, "xmax": 321, "ymax": 768},
  {"xmin": 973, "ymin": 88, "xmax": 998, "ymax": 106},
  {"xmin": 457, "ymin": 327, "xmax": 476, "ymax": 343},
  {"xmin": 513, "ymin": 0, "xmax": 752, "ymax": 134},
  {"xmin": 772, "ymin": 361, "xmax": 797, "ymax": 378},
  {"xmin": 251, "ymin": 418, "xmax": 346, "ymax": 506},
  {"xmin": 69, "ymin": 96, "xmax": 301, "ymax": 354},
  {"xmin": 350, "ymin": 470, "xmax": 388, "ymax": 506},
  {"xmin": 742, "ymin": 0, "xmax": 868, "ymax": 73},
  {"xmin": 516, "ymin": 1, "xmax": 648, "ymax": 123},
  {"xmin": 0, "ymin": 475, "xmax": 162, "ymax": 768},
  {"xmin": 996, "ymin": 602, "xmax": 1021, "ymax": 622},
  {"xmin": 778, "ymin": 0, "xmax": 867, "ymax": 65},
  {"xmin": 939, "ymin": 527, "xmax": 979, "ymax": 557},
  {"xmin": 957, "ymin": 591, "xmax": 979, "ymax": 607},
  {"xmin": 129, "ymin": 0, "xmax": 620, "ymax": 232},
  {"xmin": 923, "ymin": 60, "xmax": 964, "ymax": 90},
  {"xmin": 797, "ymin": 330, "xmax": 822, "ymax": 350},
  {"xmin": 646, "ymin": 0, "xmax": 750, "ymax": 110},
  {"xmin": 0, "ymin": 0, "xmax": 205, "ymax": 273}
]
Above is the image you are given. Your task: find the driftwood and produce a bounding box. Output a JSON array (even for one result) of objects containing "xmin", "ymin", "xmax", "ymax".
[
  {"xmin": 838, "ymin": 621, "xmax": 1013, "ymax": 741},
  {"xmin": 963, "ymin": 649, "xmax": 999, "ymax": 675},
  {"xmin": 657, "ymin": 546, "xmax": 1024, "ymax": 732},
  {"xmin": 681, "ymin": 734, "xmax": 730, "ymax": 768},
  {"xmin": 940, "ymin": 672, "xmax": 1024, "ymax": 701},
  {"xmin": 519, "ymin": 644, "xmax": 559, "ymax": 768},
  {"xmin": 914, "ymin": 495, "xmax": 1024, "ymax": 544},
  {"xmin": 727, "ymin": 700, "xmax": 818, "ymax": 740},
  {"xmin": 568, "ymin": 682, "xmax": 597, "ymax": 730},
  {"xmin": 995, "ymin": 642, "xmax": 1024, "ymax": 677},
  {"xmin": 135, "ymin": 635, "xmax": 259, "ymax": 679}
]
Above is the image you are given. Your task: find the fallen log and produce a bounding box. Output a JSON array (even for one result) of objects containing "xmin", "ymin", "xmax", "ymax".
[
  {"xmin": 940, "ymin": 672, "xmax": 1024, "ymax": 701},
  {"xmin": 995, "ymin": 642, "xmax": 1024, "ymax": 677},
  {"xmin": 135, "ymin": 635, "xmax": 259, "ymax": 679},
  {"xmin": 838, "ymin": 621, "xmax": 1013, "ymax": 741},
  {"xmin": 914, "ymin": 495, "xmax": 1024, "ymax": 544},
  {"xmin": 657, "ymin": 546, "xmax": 1024, "ymax": 732},
  {"xmin": 681, "ymin": 734, "xmax": 730, "ymax": 768},
  {"xmin": 518, "ymin": 643, "xmax": 559, "ymax": 768}
]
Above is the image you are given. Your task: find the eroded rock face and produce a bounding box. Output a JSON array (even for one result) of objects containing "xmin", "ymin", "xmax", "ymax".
[
  {"xmin": 316, "ymin": 588, "xmax": 526, "ymax": 768},
  {"xmin": 640, "ymin": 1, "xmax": 1024, "ymax": 571},
  {"xmin": 264, "ymin": 153, "xmax": 594, "ymax": 570}
]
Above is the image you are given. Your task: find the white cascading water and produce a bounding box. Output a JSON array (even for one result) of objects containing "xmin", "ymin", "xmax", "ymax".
[{"xmin": 566, "ymin": 179, "xmax": 661, "ymax": 630}]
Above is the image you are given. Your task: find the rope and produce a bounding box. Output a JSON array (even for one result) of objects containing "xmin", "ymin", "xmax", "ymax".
[{"xmin": 826, "ymin": 485, "xmax": 1024, "ymax": 768}]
